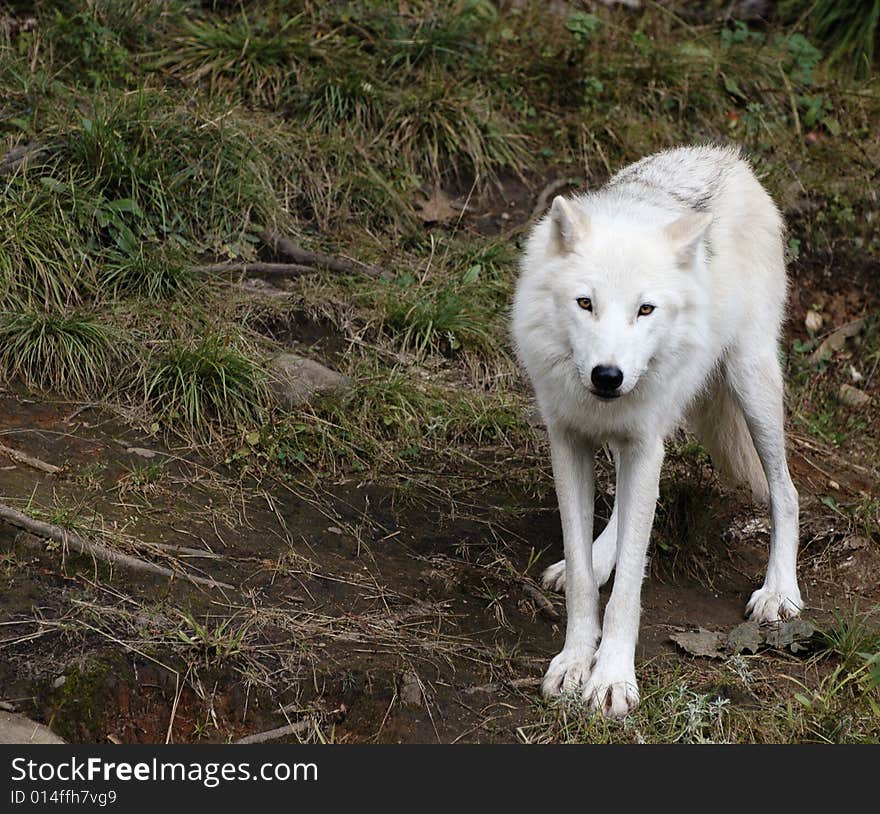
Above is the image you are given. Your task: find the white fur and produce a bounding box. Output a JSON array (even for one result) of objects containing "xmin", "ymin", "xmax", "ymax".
[{"xmin": 512, "ymin": 146, "xmax": 803, "ymax": 718}]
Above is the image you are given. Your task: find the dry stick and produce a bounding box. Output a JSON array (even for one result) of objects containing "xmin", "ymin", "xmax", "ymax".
[
  {"xmin": 0, "ymin": 504, "xmax": 233, "ymax": 590},
  {"xmin": 0, "ymin": 143, "xmax": 47, "ymax": 176},
  {"xmin": 190, "ymin": 261, "xmax": 314, "ymax": 278},
  {"xmin": 463, "ymin": 676, "xmax": 541, "ymax": 696},
  {"xmin": 522, "ymin": 581, "xmax": 560, "ymax": 621},
  {"xmin": 260, "ymin": 228, "xmax": 384, "ymax": 278},
  {"xmin": 0, "ymin": 443, "xmax": 61, "ymax": 474},
  {"xmin": 235, "ymin": 718, "xmax": 315, "ymax": 745}
]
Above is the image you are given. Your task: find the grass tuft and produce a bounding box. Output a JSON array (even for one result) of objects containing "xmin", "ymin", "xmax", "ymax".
[
  {"xmin": 99, "ymin": 245, "xmax": 191, "ymax": 300},
  {"xmin": 0, "ymin": 311, "xmax": 120, "ymax": 397},
  {"xmin": 0, "ymin": 177, "xmax": 92, "ymax": 311},
  {"xmin": 389, "ymin": 81, "xmax": 528, "ymax": 187},
  {"xmin": 153, "ymin": 13, "xmax": 312, "ymax": 107},
  {"xmin": 145, "ymin": 335, "xmax": 267, "ymax": 440}
]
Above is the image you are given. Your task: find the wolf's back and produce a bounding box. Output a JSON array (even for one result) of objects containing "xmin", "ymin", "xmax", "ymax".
[{"xmin": 602, "ymin": 144, "xmax": 750, "ymax": 215}]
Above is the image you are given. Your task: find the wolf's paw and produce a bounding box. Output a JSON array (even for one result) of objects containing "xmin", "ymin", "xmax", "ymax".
[
  {"xmin": 541, "ymin": 560, "xmax": 566, "ymax": 592},
  {"xmin": 541, "ymin": 547, "xmax": 616, "ymax": 594},
  {"xmin": 746, "ymin": 583, "xmax": 803, "ymax": 623},
  {"xmin": 542, "ymin": 647, "xmax": 596, "ymax": 698},
  {"xmin": 582, "ymin": 654, "xmax": 639, "ymax": 719}
]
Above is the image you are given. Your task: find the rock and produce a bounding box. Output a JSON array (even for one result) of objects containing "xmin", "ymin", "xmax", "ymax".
[
  {"xmin": 804, "ymin": 310, "xmax": 823, "ymax": 333},
  {"xmin": 414, "ymin": 186, "xmax": 459, "ymax": 223},
  {"xmin": 126, "ymin": 447, "xmax": 158, "ymax": 458},
  {"xmin": 726, "ymin": 0, "xmax": 776, "ymax": 21},
  {"xmin": 0, "ymin": 711, "xmax": 66, "ymax": 744},
  {"xmin": 671, "ymin": 618, "xmax": 817, "ymax": 659},
  {"xmin": 839, "ymin": 383, "xmax": 871, "ymax": 407},
  {"xmin": 268, "ymin": 353, "xmax": 351, "ymax": 409},
  {"xmin": 399, "ymin": 670, "xmax": 423, "ymax": 707}
]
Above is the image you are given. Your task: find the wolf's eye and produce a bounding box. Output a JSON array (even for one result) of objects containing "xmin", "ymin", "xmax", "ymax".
[
  {"xmin": 638, "ymin": 303, "xmax": 655, "ymax": 317},
  {"xmin": 576, "ymin": 297, "xmax": 593, "ymax": 312}
]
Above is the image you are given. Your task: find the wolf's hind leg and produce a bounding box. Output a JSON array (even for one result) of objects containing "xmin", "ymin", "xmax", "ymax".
[
  {"xmin": 542, "ymin": 503, "xmax": 618, "ymax": 591},
  {"xmin": 725, "ymin": 342, "xmax": 803, "ymax": 622}
]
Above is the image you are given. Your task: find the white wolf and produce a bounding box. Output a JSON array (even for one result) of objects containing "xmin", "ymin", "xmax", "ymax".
[{"xmin": 511, "ymin": 145, "xmax": 802, "ymax": 718}]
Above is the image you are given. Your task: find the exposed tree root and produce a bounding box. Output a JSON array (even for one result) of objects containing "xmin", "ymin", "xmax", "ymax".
[{"xmin": 260, "ymin": 228, "xmax": 384, "ymax": 278}]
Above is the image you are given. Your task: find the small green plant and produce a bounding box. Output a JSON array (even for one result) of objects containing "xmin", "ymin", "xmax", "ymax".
[
  {"xmin": 382, "ymin": 286, "xmax": 491, "ymax": 356},
  {"xmin": 47, "ymin": 7, "xmax": 132, "ymax": 82},
  {"xmin": 295, "ymin": 62, "xmax": 388, "ymax": 133},
  {"xmin": 819, "ymin": 608, "xmax": 880, "ymax": 670},
  {"xmin": 566, "ymin": 12, "xmax": 601, "ymax": 45},
  {"xmin": 175, "ymin": 611, "xmax": 250, "ymax": 664},
  {"xmin": 379, "ymin": 1, "xmax": 496, "ymax": 71},
  {"xmin": 0, "ymin": 179, "xmax": 92, "ymax": 311}
]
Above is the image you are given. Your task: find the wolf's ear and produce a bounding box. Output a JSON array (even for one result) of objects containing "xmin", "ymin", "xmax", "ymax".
[
  {"xmin": 549, "ymin": 196, "xmax": 590, "ymax": 255},
  {"xmin": 663, "ymin": 211, "xmax": 713, "ymax": 265}
]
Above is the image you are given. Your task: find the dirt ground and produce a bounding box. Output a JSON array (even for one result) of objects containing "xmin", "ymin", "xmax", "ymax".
[{"xmin": 1, "ymin": 250, "xmax": 878, "ymax": 743}]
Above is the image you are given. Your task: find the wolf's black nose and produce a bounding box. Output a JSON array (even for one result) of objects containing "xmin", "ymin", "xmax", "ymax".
[{"xmin": 591, "ymin": 365, "xmax": 623, "ymax": 391}]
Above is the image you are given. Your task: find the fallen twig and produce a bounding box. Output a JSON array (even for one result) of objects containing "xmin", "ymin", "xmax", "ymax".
[
  {"xmin": 191, "ymin": 261, "xmax": 314, "ymax": 279},
  {"xmin": 261, "ymin": 228, "xmax": 384, "ymax": 278},
  {"xmin": 463, "ymin": 676, "xmax": 541, "ymax": 695},
  {"xmin": 0, "ymin": 444, "xmax": 61, "ymax": 475},
  {"xmin": 0, "ymin": 505, "xmax": 233, "ymax": 590},
  {"xmin": 522, "ymin": 580, "xmax": 560, "ymax": 621},
  {"xmin": 0, "ymin": 143, "xmax": 48, "ymax": 176},
  {"xmin": 143, "ymin": 541, "xmax": 223, "ymax": 559},
  {"xmin": 235, "ymin": 718, "xmax": 315, "ymax": 744}
]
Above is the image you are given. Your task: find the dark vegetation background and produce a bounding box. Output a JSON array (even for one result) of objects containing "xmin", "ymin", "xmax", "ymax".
[{"xmin": 0, "ymin": 0, "xmax": 877, "ymax": 743}]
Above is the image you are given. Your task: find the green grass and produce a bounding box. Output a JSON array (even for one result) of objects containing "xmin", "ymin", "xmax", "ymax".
[
  {"xmin": 246, "ymin": 355, "xmax": 531, "ymax": 480},
  {"xmin": 151, "ymin": 13, "xmax": 313, "ymax": 108},
  {"xmin": 819, "ymin": 608, "xmax": 880, "ymax": 670},
  {"xmin": 0, "ymin": 176, "xmax": 93, "ymax": 311},
  {"xmin": 0, "ymin": 311, "xmax": 120, "ymax": 397},
  {"xmin": 0, "ymin": 0, "xmax": 876, "ymax": 463},
  {"xmin": 388, "ymin": 79, "xmax": 528, "ymax": 188},
  {"xmin": 99, "ymin": 245, "xmax": 191, "ymax": 300},
  {"xmin": 783, "ymin": 0, "xmax": 880, "ymax": 74},
  {"xmin": 520, "ymin": 644, "xmax": 880, "ymax": 744},
  {"xmin": 145, "ymin": 335, "xmax": 267, "ymax": 441},
  {"xmin": 50, "ymin": 90, "xmax": 287, "ymax": 250}
]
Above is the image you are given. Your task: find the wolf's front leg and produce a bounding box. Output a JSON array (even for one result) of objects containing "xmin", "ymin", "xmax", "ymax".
[
  {"xmin": 541, "ymin": 426, "xmax": 600, "ymax": 698},
  {"xmin": 583, "ymin": 436, "xmax": 664, "ymax": 717}
]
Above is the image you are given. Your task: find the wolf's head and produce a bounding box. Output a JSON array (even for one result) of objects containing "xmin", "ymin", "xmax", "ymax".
[{"xmin": 527, "ymin": 195, "xmax": 712, "ymax": 402}]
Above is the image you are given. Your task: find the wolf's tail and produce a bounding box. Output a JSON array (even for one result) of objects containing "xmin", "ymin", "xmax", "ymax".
[{"xmin": 687, "ymin": 371, "xmax": 769, "ymax": 504}]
